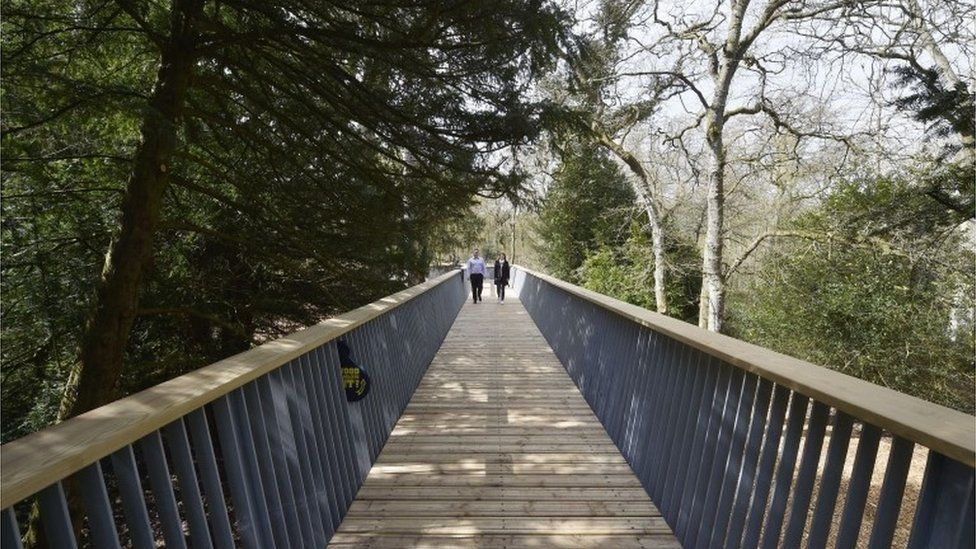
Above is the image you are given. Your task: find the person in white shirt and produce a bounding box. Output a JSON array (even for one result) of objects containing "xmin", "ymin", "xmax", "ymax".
[{"xmin": 466, "ymin": 249, "xmax": 487, "ymax": 303}]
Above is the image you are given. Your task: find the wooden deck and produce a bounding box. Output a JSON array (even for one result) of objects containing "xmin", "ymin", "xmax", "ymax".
[{"xmin": 331, "ymin": 295, "xmax": 680, "ymax": 548}]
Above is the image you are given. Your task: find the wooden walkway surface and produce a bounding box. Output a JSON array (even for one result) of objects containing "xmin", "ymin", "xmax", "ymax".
[{"xmin": 331, "ymin": 295, "xmax": 680, "ymax": 547}]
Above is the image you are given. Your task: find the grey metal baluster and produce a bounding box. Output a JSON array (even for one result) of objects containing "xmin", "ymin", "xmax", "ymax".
[
  {"xmin": 76, "ymin": 461, "xmax": 121, "ymax": 549},
  {"xmin": 835, "ymin": 424, "xmax": 882, "ymax": 549},
  {"xmin": 2, "ymin": 507, "xmax": 23, "ymax": 549},
  {"xmin": 313, "ymin": 346, "xmax": 358, "ymax": 506},
  {"xmin": 38, "ymin": 481, "xmax": 78, "ymax": 549},
  {"xmin": 635, "ymin": 331, "xmax": 668, "ymax": 485},
  {"xmin": 867, "ymin": 437, "xmax": 915, "ymax": 548},
  {"xmin": 246, "ymin": 379, "xmax": 295, "ymax": 547},
  {"xmin": 806, "ymin": 411, "xmax": 854, "ymax": 549},
  {"xmin": 624, "ymin": 328, "xmax": 655, "ymax": 474},
  {"xmin": 349, "ymin": 329, "xmax": 381, "ymax": 461},
  {"xmin": 140, "ymin": 430, "xmax": 188, "ymax": 549},
  {"xmin": 281, "ymin": 363, "xmax": 329, "ymax": 543},
  {"xmin": 384, "ymin": 314, "xmax": 407, "ymax": 414},
  {"xmin": 655, "ymin": 341, "xmax": 698, "ymax": 508},
  {"xmin": 782, "ymin": 402, "xmax": 830, "ymax": 548},
  {"xmin": 706, "ymin": 372, "xmax": 760, "ymax": 548},
  {"xmin": 723, "ymin": 378, "xmax": 775, "ymax": 549},
  {"xmin": 676, "ymin": 361, "xmax": 733, "ymax": 540},
  {"xmin": 689, "ymin": 365, "xmax": 746, "ymax": 548},
  {"xmin": 369, "ymin": 322, "xmax": 397, "ymax": 432},
  {"xmin": 298, "ymin": 353, "xmax": 342, "ymax": 533},
  {"xmin": 595, "ymin": 312, "xmax": 618, "ymax": 428},
  {"xmin": 674, "ymin": 354, "xmax": 721, "ymax": 536},
  {"xmin": 907, "ymin": 451, "xmax": 975, "ymax": 549},
  {"xmin": 162, "ymin": 418, "xmax": 213, "ymax": 549},
  {"xmin": 186, "ymin": 409, "xmax": 235, "ymax": 549},
  {"xmin": 110, "ymin": 445, "xmax": 155, "ymax": 549},
  {"xmin": 212, "ymin": 395, "xmax": 275, "ymax": 549},
  {"xmin": 760, "ymin": 392, "xmax": 810, "ymax": 549},
  {"xmin": 621, "ymin": 327, "xmax": 652, "ymax": 462},
  {"xmin": 662, "ymin": 349, "xmax": 708, "ymax": 517},
  {"xmin": 259, "ymin": 372, "xmax": 310, "ymax": 546},
  {"xmin": 740, "ymin": 385, "xmax": 790, "ymax": 549},
  {"xmin": 607, "ymin": 321, "xmax": 640, "ymax": 445},
  {"xmin": 326, "ymin": 342, "xmax": 371, "ymax": 481}
]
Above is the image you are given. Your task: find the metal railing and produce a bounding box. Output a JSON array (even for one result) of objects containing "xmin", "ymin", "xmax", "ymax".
[
  {"xmin": 1, "ymin": 270, "xmax": 466, "ymax": 548},
  {"xmin": 512, "ymin": 266, "xmax": 975, "ymax": 549}
]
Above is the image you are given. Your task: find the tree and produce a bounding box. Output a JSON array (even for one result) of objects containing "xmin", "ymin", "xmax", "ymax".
[
  {"xmin": 536, "ymin": 141, "xmax": 636, "ymax": 279},
  {"xmin": 552, "ymin": 0, "xmax": 676, "ymax": 315},
  {"xmin": 578, "ymin": 222, "xmax": 702, "ymax": 321},
  {"xmin": 2, "ymin": 0, "xmax": 568, "ymax": 434},
  {"xmin": 729, "ymin": 175, "xmax": 975, "ymax": 413}
]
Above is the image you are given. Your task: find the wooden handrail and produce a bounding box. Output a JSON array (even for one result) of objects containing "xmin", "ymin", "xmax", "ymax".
[
  {"xmin": 514, "ymin": 265, "xmax": 976, "ymax": 467},
  {"xmin": 0, "ymin": 270, "xmax": 461, "ymax": 508}
]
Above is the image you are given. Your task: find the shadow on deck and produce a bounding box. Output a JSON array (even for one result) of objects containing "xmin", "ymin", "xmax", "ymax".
[{"xmin": 332, "ymin": 297, "xmax": 680, "ymax": 547}]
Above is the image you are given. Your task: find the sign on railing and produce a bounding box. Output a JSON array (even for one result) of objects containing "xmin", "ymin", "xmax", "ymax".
[{"xmin": 338, "ymin": 340, "xmax": 370, "ymax": 401}]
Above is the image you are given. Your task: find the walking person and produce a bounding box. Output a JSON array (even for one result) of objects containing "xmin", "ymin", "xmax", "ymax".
[
  {"xmin": 466, "ymin": 248, "xmax": 487, "ymax": 303},
  {"xmin": 494, "ymin": 253, "xmax": 510, "ymax": 304}
]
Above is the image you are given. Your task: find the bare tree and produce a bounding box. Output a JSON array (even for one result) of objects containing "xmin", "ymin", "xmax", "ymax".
[
  {"xmin": 593, "ymin": 0, "xmax": 858, "ymax": 331},
  {"xmin": 551, "ymin": 1, "xmax": 678, "ymax": 314}
]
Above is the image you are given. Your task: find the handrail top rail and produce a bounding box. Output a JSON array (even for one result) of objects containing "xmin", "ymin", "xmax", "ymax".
[
  {"xmin": 0, "ymin": 270, "xmax": 461, "ymax": 508},
  {"xmin": 514, "ymin": 265, "xmax": 976, "ymax": 467}
]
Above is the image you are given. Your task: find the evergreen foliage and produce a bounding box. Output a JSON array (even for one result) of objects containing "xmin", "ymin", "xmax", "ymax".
[
  {"xmin": 577, "ymin": 224, "xmax": 701, "ymax": 323},
  {"xmin": 536, "ymin": 141, "xmax": 635, "ymax": 279},
  {"xmin": 729, "ymin": 177, "xmax": 975, "ymax": 413},
  {"xmin": 1, "ymin": 0, "xmax": 567, "ymax": 440}
]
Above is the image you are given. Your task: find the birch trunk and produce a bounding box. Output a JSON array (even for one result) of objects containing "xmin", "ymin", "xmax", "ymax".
[
  {"xmin": 594, "ymin": 128, "xmax": 670, "ymax": 314},
  {"xmin": 702, "ymin": 107, "xmax": 727, "ymax": 332}
]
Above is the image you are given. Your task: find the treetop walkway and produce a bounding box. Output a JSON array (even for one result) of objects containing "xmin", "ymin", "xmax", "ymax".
[{"xmin": 1, "ymin": 267, "xmax": 973, "ymax": 548}]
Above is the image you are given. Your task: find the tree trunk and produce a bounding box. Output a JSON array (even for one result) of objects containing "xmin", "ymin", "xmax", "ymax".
[
  {"xmin": 697, "ymin": 280, "xmax": 709, "ymax": 328},
  {"xmin": 61, "ymin": 0, "xmax": 202, "ymax": 420},
  {"xmin": 701, "ymin": 107, "xmax": 727, "ymax": 333},
  {"xmin": 698, "ymin": 0, "xmax": 745, "ymax": 332},
  {"xmin": 593, "ymin": 128, "xmax": 670, "ymax": 314},
  {"xmin": 647, "ymin": 208, "xmax": 669, "ymax": 315}
]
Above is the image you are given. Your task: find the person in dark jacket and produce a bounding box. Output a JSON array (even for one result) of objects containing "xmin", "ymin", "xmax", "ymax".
[{"xmin": 494, "ymin": 253, "xmax": 511, "ymax": 304}]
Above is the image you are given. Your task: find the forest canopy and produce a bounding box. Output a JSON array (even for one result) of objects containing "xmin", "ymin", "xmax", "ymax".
[
  {"xmin": 1, "ymin": 0, "xmax": 974, "ymax": 448},
  {"xmin": 1, "ymin": 0, "xmax": 567, "ymax": 441}
]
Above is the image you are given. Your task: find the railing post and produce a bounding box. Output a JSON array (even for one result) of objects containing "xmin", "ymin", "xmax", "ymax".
[
  {"xmin": 38, "ymin": 482, "xmax": 78, "ymax": 549},
  {"xmin": 2, "ymin": 507, "xmax": 23, "ymax": 549},
  {"xmin": 908, "ymin": 451, "xmax": 976, "ymax": 549},
  {"xmin": 76, "ymin": 462, "xmax": 121, "ymax": 549}
]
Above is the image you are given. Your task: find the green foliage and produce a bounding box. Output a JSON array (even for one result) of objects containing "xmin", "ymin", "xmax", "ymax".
[
  {"xmin": 577, "ymin": 227, "xmax": 656, "ymax": 309},
  {"xmin": 890, "ymin": 64, "xmax": 974, "ymax": 149},
  {"xmin": 1, "ymin": 0, "xmax": 569, "ymax": 440},
  {"xmin": 577, "ymin": 223, "xmax": 701, "ymax": 322},
  {"xmin": 729, "ymin": 177, "xmax": 975, "ymax": 413},
  {"xmin": 536, "ymin": 141, "xmax": 635, "ymax": 279}
]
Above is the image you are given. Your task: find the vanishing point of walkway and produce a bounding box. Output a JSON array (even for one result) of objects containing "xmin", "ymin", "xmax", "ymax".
[{"xmin": 330, "ymin": 296, "xmax": 680, "ymax": 547}]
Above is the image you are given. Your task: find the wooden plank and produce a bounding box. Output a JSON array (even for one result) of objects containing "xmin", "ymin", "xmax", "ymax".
[
  {"xmin": 353, "ymin": 486, "xmax": 654, "ymax": 501},
  {"xmin": 345, "ymin": 500, "xmax": 660, "ymax": 517},
  {"xmin": 328, "ymin": 534, "xmax": 683, "ymax": 548},
  {"xmin": 384, "ymin": 435, "xmax": 617, "ymax": 444},
  {"xmin": 335, "ymin": 517, "xmax": 673, "ymax": 535},
  {"xmin": 377, "ymin": 444, "xmax": 623, "ymax": 453},
  {"xmin": 367, "ymin": 462, "xmax": 636, "ymax": 475},
  {"xmin": 374, "ymin": 453, "xmax": 630, "ymax": 465},
  {"xmin": 361, "ymin": 474, "xmax": 643, "ymax": 488}
]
